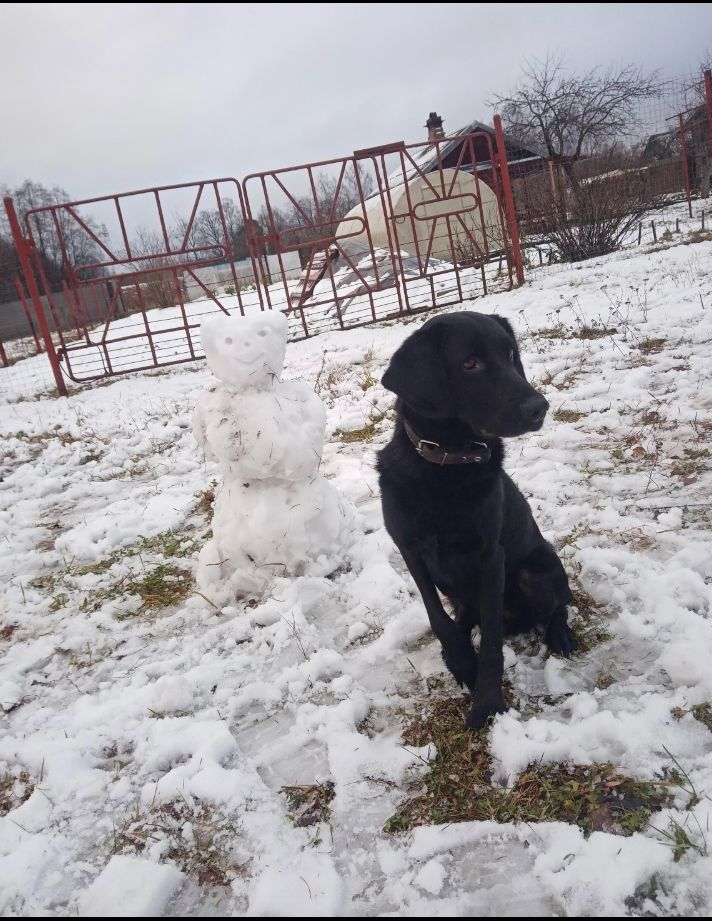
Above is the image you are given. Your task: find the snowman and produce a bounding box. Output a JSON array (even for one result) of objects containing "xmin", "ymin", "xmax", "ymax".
[{"xmin": 193, "ymin": 311, "xmax": 353, "ymax": 602}]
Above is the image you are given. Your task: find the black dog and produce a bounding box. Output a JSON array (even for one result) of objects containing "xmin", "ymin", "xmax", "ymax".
[{"xmin": 377, "ymin": 311, "xmax": 576, "ymax": 729}]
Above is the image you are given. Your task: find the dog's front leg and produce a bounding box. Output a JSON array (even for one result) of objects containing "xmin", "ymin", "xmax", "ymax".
[
  {"xmin": 468, "ymin": 547, "xmax": 507, "ymax": 730},
  {"xmin": 400, "ymin": 547, "xmax": 478, "ymax": 691}
]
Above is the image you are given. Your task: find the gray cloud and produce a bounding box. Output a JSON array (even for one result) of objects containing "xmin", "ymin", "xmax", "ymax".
[{"xmin": 1, "ymin": 2, "xmax": 710, "ymax": 200}]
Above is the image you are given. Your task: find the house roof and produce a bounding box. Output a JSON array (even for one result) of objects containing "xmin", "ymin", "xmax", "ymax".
[{"xmin": 411, "ymin": 119, "xmax": 546, "ymax": 176}]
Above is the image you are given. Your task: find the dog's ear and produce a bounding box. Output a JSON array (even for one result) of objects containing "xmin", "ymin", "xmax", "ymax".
[
  {"xmin": 491, "ymin": 314, "xmax": 526, "ymax": 378},
  {"xmin": 382, "ymin": 324, "xmax": 452, "ymax": 417}
]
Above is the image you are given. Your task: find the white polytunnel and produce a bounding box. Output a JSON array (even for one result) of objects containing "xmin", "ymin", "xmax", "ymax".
[{"xmin": 336, "ymin": 168, "xmax": 505, "ymax": 264}]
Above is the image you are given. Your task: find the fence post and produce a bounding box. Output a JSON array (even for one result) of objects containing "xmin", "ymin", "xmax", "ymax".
[
  {"xmin": 704, "ymin": 69, "xmax": 712, "ymax": 154},
  {"xmin": 3, "ymin": 196, "xmax": 67, "ymax": 396},
  {"xmin": 678, "ymin": 114, "xmax": 693, "ymax": 219},
  {"xmin": 493, "ymin": 114, "xmax": 525, "ymax": 286},
  {"xmin": 14, "ymin": 275, "xmax": 42, "ymax": 353}
]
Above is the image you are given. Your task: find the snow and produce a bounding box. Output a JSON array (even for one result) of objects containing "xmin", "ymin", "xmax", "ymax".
[
  {"xmin": 78, "ymin": 855, "xmax": 184, "ymax": 916},
  {"xmin": 1, "ymin": 226, "xmax": 712, "ymax": 915},
  {"xmin": 193, "ymin": 311, "xmax": 354, "ymax": 602}
]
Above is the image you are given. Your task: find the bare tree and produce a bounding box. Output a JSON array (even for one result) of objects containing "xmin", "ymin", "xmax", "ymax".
[
  {"xmin": 683, "ymin": 50, "xmax": 712, "ymax": 106},
  {"xmin": 260, "ymin": 165, "xmax": 375, "ymax": 262},
  {"xmin": 170, "ymin": 213, "xmax": 204, "ymax": 261},
  {"xmin": 126, "ymin": 227, "xmax": 181, "ymax": 309},
  {"xmin": 1, "ymin": 180, "xmax": 109, "ymax": 299},
  {"xmin": 196, "ymin": 199, "xmax": 248, "ymax": 260},
  {"xmin": 492, "ymin": 54, "xmax": 660, "ymax": 185}
]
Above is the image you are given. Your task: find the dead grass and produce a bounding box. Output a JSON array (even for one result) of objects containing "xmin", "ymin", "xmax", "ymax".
[
  {"xmin": 31, "ymin": 527, "xmax": 202, "ymax": 618},
  {"xmin": 195, "ymin": 480, "xmax": 217, "ymax": 521},
  {"xmin": 553, "ymin": 407, "xmax": 586, "ymax": 423},
  {"xmin": 358, "ymin": 367, "xmax": 378, "ymax": 391},
  {"xmin": 686, "ymin": 229, "xmax": 712, "ymax": 245},
  {"xmin": 9, "ymin": 425, "xmax": 81, "ymax": 446},
  {"xmin": 638, "ymin": 337, "xmax": 667, "ymax": 355},
  {"xmin": 385, "ymin": 696, "xmax": 672, "ymax": 834},
  {"xmin": 0, "ymin": 768, "xmax": 34, "ymax": 817},
  {"xmin": 671, "ymin": 448, "xmax": 710, "ymax": 479},
  {"xmin": 578, "ymin": 326, "xmax": 618, "ymax": 340},
  {"xmin": 672, "ymin": 702, "xmax": 712, "ymax": 733},
  {"xmin": 532, "ymin": 325, "xmax": 616, "ymax": 341},
  {"xmin": 112, "ymin": 797, "xmax": 247, "ymax": 887},
  {"xmin": 335, "ymin": 408, "xmax": 388, "ymax": 444},
  {"xmin": 280, "ymin": 782, "xmax": 335, "ymax": 827},
  {"xmin": 533, "ymin": 326, "xmax": 568, "ymax": 339},
  {"xmin": 569, "ymin": 588, "xmax": 613, "ymax": 654},
  {"xmin": 538, "ymin": 368, "xmax": 584, "ymax": 391},
  {"xmin": 314, "ymin": 361, "xmax": 348, "ymax": 396},
  {"xmin": 85, "ymin": 563, "xmax": 193, "ymax": 619},
  {"xmin": 9, "ymin": 387, "xmax": 63, "ymax": 404}
]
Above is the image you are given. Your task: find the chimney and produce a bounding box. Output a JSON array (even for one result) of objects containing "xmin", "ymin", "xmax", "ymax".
[{"xmin": 426, "ymin": 111, "xmax": 445, "ymax": 142}]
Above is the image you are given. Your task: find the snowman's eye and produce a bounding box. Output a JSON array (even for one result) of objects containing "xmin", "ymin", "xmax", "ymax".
[{"xmin": 225, "ymin": 337, "xmax": 233, "ymax": 345}]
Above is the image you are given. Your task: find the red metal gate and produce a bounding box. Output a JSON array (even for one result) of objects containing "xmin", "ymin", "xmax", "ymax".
[
  {"xmin": 3, "ymin": 126, "xmax": 524, "ymax": 394},
  {"xmin": 243, "ymin": 123, "xmax": 523, "ymax": 337},
  {"xmin": 4, "ymin": 179, "xmax": 263, "ymax": 391}
]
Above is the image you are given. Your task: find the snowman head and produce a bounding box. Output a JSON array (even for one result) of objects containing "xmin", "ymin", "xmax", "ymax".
[{"xmin": 200, "ymin": 312, "xmax": 288, "ymax": 389}]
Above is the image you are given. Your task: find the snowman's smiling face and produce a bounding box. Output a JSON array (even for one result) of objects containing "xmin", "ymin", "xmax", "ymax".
[
  {"xmin": 201, "ymin": 312, "xmax": 289, "ymax": 389},
  {"xmin": 224, "ymin": 321, "xmax": 278, "ymax": 366}
]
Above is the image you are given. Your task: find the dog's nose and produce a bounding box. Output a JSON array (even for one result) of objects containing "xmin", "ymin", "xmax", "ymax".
[{"xmin": 521, "ymin": 394, "xmax": 549, "ymax": 426}]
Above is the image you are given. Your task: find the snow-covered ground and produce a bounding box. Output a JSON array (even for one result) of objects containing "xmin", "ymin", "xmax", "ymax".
[{"xmin": 1, "ymin": 229, "xmax": 712, "ymax": 916}]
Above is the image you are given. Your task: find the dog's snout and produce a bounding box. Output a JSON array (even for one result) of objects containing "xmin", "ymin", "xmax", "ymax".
[{"xmin": 521, "ymin": 394, "xmax": 549, "ymax": 427}]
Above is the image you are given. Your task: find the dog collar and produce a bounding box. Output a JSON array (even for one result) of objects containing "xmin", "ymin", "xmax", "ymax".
[{"xmin": 403, "ymin": 421, "xmax": 491, "ymax": 466}]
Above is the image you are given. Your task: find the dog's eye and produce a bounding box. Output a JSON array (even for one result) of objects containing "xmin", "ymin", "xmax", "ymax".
[
  {"xmin": 463, "ymin": 356, "xmax": 484, "ymax": 371},
  {"xmin": 508, "ymin": 349, "xmax": 514, "ymax": 362}
]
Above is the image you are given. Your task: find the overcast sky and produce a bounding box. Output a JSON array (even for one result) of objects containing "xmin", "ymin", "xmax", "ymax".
[{"xmin": 1, "ymin": 2, "xmax": 710, "ymax": 201}]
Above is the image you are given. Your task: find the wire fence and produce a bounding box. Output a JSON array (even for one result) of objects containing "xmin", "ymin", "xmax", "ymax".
[{"xmin": 510, "ymin": 70, "xmax": 712, "ymax": 268}]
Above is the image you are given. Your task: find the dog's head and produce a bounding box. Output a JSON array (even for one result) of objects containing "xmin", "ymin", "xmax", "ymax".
[{"xmin": 381, "ymin": 312, "xmax": 548, "ymax": 437}]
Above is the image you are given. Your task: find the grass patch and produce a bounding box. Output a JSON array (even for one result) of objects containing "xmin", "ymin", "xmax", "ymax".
[
  {"xmin": 195, "ymin": 481, "xmax": 217, "ymax": 521},
  {"xmin": 280, "ymin": 782, "xmax": 335, "ymax": 827},
  {"xmin": 314, "ymin": 362, "xmax": 348, "ymax": 396},
  {"xmin": 569, "ymin": 588, "xmax": 613, "ymax": 654},
  {"xmin": 538, "ymin": 368, "xmax": 583, "ymax": 391},
  {"xmin": 691, "ymin": 703, "xmax": 712, "ymax": 731},
  {"xmin": 10, "ymin": 426, "xmax": 82, "ymax": 446},
  {"xmin": 0, "ymin": 768, "xmax": 34, "ymax": 816},
  {"xmin": 638, "ymin": 337, "xmax": 667, "ymax": 355},
  {"xmin": 687, "ymin": 229, "xmax": 712, "ymax": 245},
  {"xmin": 9, "ymin": 387, "xmax": 63, "ymax": 404},
  {"xmin": 653, "ymin": 815, "xmax": 708, "ymax": 862},
  {"xmin": 31, "ymin": 527, "xmax": 202, "ymax": 618},
  {"xmin": 335, "ymin": 408, "xmax": 388, "ymax": 444},
  {"xmin": 595, "ymin": 671, "xmax": 616, "ymax": 691},
  {"xmin": 577, "ymin": 326, "xmax": 617, "ymax": 340},
  {"xmin": 533, "ymin": 326, "xmax": 568, "ymax": 339},
  {"xmin": 532, "ymin": 324, "xmax": 616, "ymax": 341},
  {"xmin": 124, "ymin": 564, "xmax": 192, "ymax": 613},
  {"xmin": 337, "ymin": 421, "xmax": 379, "ymax": 443},
  {"xmin": 385, "ymin": 696, "xmax": 672, "ymax": 834},
  {"xmin": 84, "ymin": 563, "xmax": 193, "ymax": 618},
  {"xmin": 553, "ymin": 407, "xmax": 585, "ymax": 423},
  {"xmin": 112, "ymin": 797, "xmax": 246, "ymax": 887},
  {"xmin": 358, "ymin": 367, "xmax": 378, "ymax": 391},
  {"xmin": 672, "ymin": 702, "xmax": 712, "ymax": 732},
  {"xmin": 671, "ymin": 448, "xmax": 710, "ymax": 479}
]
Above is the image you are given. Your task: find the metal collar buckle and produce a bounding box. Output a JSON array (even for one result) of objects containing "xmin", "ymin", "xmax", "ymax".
[{"xmin": 405, "ymin": 420, "xmax": 491, "ymax": 466}]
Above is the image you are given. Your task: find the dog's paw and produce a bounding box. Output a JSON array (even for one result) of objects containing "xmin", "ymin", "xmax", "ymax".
[
  {"xmin": 545, "ymin": 618, "xmax": 578, "ymax": 657},
  {"xmin": 466, "ymin": 697, "xmax": 507, "ymax": 731},
  {"xmin": 441, "ymin": 650, "xmax": 478, "ymax": 691}
]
